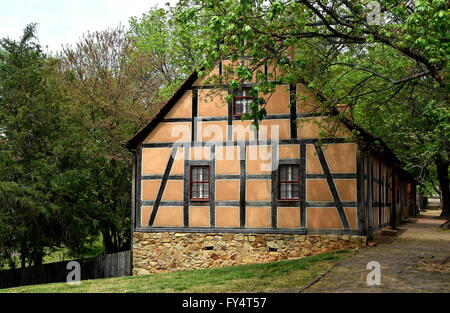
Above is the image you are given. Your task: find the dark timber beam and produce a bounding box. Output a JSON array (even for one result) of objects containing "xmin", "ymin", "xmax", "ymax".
[
  {"xmin": 209, "ymin": 144, "xmax": 216, "ymax": 227},
  {"xmin": 136, "ymin": 148, "xmax": 142, "ymax": 228},
  {"xmin": 271, "ymin": 144, "xmax": 279, "ymax": 228},
  {"xmin": 227, "ymin": 89, "xmax": 233, "ymax": 141},
  {"xmin": 131, "ymin": 151, "xmax": 136, "ymax": 234},
  {"xmin": 315, "ymin": 145, "xmax": 350, "ymax": 230},
  {"xmin": 356, "ymin": 148, "xmax": 365, "ymax": 234},
  {"xmin": 367, "ymin": 154, "xmax": 374, "ymax": 240},
  {"xmin": 191, "ymin": 89, "xmax": 198, "ymax": 142},
  {"xmin": 391, "ymin": 170, "xmax": 397, "ymax": 230},
  {"xmin": 300, "ymin": 144, "xmax": 306, "ymax": 228},
  {"xmin": 183, "ymin": 146, "xmax": 190, "ymax": 227},
  {"xmin": 136, "ymin": 226, "xmax": 308, "ymax": 235},
  {"xmin": 148, "ymin": 146, "xmax": 179, "ymax": 226},
  {"xmin": 289, "ymin": 84, "xmax": 297, "ymax": 139},
  {"xmin": 379, "ymin": 160, "xmax": 382, "ymax": 226},
  {"xmin": 239, "ymin": 144, "xmax": 246, "ymax": 227},
  {"xmin": 141, "ymin": 137, "xmax": 351, "ymax": 148}
]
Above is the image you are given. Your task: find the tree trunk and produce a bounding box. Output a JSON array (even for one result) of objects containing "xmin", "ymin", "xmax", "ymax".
[
  {"xmin": 32, "ymin": 250, "xmax": 43, "ymax": 266},
  {"xmin": 435, "ymin": 157, "xmax": 450, "ymax": 218},
  {"xmin": 102, "ymin": 228, "xmax": 114, "ymax": 254},
  {"xmin": 20, "ymin": 251, "xmax": 26, "ymax": 269},
  {"xmin": 121, "ymin": 232, "xmax": 131, "ymax": 251}
]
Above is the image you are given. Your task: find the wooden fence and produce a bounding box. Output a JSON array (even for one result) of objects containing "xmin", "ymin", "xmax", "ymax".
[{"xmin": 0, "ymin": 250, "xmax": 131, "ymax": 289}]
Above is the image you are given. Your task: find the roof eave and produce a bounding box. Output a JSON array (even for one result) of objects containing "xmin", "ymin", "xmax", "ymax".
[{"xmin": 125, "ymin": 71, "xmax": 199, "ymax": 150}]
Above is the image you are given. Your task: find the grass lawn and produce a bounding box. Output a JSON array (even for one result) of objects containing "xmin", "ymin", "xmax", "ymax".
[{"xmin": 1, "ymin": 250, "xmax": 350, "ymax": 293}]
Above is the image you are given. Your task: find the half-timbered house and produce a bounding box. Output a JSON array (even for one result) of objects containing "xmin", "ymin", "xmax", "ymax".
[{"xmin": 126, "ymin": 62, "xmax": 418, "ymax": 274}]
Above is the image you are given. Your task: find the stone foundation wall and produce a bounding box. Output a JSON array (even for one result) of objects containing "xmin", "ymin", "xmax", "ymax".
[{"xmin": 132, "ymin": 232, "xmax": 367, "ymax": 275}]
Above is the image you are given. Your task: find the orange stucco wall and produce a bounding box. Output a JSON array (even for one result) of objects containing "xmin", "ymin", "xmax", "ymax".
[
  {"xmin": 141, "ymin": 206, "xmax": 151, "ymax": 227},
  {"xmin": 279, "ymin": 145, "xmax": 300, "ymax": 159},
  {"xmin": 137, "ymin": 62, "xmax": 363, "ymax": 233},
  {"xmin": 198, "ymin": 90, "xmax": 228, "ymax": 117},
  {"xmin": 306, "ymin": 144, "xmax": 323, "ymax": 174},
  {"xmin": 215, "ymin": 206, "xmax": 240, "ymax": 227},
  {"xmin": 263, "ymin": 85, "xmax": 290, "ymax": 115},
  {"xmin": 144, "ymin": 122, "xmax": 191, "ymax": 143},
  {"xmin": 153, "ymin": 206, "xmax": 184, "ymax": 227},
  {"xmin": 170, "ymin": 148, "xmax": 184, "ymax": 175},
  {"xmin": 161, "ymin": 180, "xmax": 183, "ymax": 201},
  {"xmin": 189, "ymin": 206, "xmax": 210, "ymax": 227},
  {"xmin": 297, "ymin": 116, "xmax": 352, "ymax": 139},
  {"xmin": 198, "ymin": 121, "xmax": 227, "ymax": 142},
  {"xmin": 141, "ymin": 180, "xmax": 161, "ymax": 201},
  {"xmin": 296, "ymin": 84, "xmax": 321, "ymax": 113},
  {"xmin": 165, "ymin": 91, "xmax": 192, "ymax": 118},
  {"xmin": 259, "ymin": 119, "xmax": 291, "ymax": 140},
  {"xmin": 246, "ymin": 179, "xmax": 271, "ymax": 201},
  {"xmin": 246, "ymin": 145, "xmax": 272, "ymax": 175},
  {"xmin": 215, "ymin": 145, "xmax": 240, "ymax": 175},
  {"xmin": 246, "ymin": 206, "xmax": 271, "ymax": 228},
  {"xmin": 323, "ymin": 143, "xmax": 356, "ymax": 173},
  {"xmin": 307, "ymin": 179, "xmax": 333, "ymax": 201},
  {"xmin": 335, "ymin": 179, "xmax": 357, "ymax": 202},
  {"xmin": 231, "ymin": 120, "xmax": 255, "ymax": 141},
  {"xmin": 215, "ymin": 180, "xmax": 240, "ymax": 201},
  {"xmin": 344, "ymin": 207, "xmax": 357, "ymax": 229},
  {"xmin": 189, "ymin": 146, "xmax": 211, "ymax": 161},
  {"xmin": 139, "ymin": 142, "xmax": 359, "ymax": 231},
  {"xmin": 278, "ymin": 207, "xmax": 300, "ymax": 228},
  {"xmin": 307, "ymin": 207, "xmax": 343, "ymax": 229},
  {"xmin": 142, "ymin": 148, "xmax": 172, "ymax": 175}
]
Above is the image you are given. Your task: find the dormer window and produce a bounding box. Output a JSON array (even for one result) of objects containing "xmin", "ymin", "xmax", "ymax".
[{"xmin": 233, "ymin": 88, "xmax": 253, "ymax": 116}]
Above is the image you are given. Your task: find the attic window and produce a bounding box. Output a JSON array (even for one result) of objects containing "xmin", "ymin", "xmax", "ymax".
[{"xmin": 233, "ymin": 88, "xmax": 253, "ymax": 116}]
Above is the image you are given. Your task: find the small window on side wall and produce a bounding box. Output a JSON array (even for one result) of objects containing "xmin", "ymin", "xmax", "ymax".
[
  {"xmin": 190, "ymin": 165, "xmax": 210, "ymax": 201},
  {"xmin": 233, "ymin": 88, "xmax": 253, "ymax": 116},
  {"xmin": 278, "ymin": 164, "xmax": 300, "ymax": 200}
]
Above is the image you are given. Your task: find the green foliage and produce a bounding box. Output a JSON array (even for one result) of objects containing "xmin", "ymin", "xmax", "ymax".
[
  {"xmin": 174, "ymin": 0, "xmax": 448, "ymax": 107},
  {"xmin": 174, "ymin": 0, "xmax": 449, "ymax": 211},
  {"xmin": 0, "ymin": 24, "xmax": 160, "ymax": 268},
  {"xmin": 129, "ymin": 5, "xmax": 202, "ymax": 99},
  {"xmin": 0, "ymin": 24, "xmax": 99, "ymax": 268},
  {"xmin": 59, "ymin": 27, "xmax": 161, "ymax": 254}
]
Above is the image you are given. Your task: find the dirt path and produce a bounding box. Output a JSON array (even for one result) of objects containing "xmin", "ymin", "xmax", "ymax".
[{"xmin": 303, "ymin": 213, "xmax": 450, "ymax": 293}]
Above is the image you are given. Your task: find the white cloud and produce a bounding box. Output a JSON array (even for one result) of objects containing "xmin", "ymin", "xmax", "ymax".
[{"xmin": 0, "ymin": 0, "xmax": 176, "ymax": 53}]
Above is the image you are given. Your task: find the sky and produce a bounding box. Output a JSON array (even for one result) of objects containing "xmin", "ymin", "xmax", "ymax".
[{"xmin": 0, "ymin": 0, "xmax": 176, "ymax": 53}]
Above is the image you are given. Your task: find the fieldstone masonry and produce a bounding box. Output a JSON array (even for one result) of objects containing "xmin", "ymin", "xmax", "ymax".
[{"xmin": 132, "ymin": 232, "xmax": 367, "ymax": 275}]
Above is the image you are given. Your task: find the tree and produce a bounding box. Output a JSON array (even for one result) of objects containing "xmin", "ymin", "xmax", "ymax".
[
  {"xmin": 0, "ymin": 24, "xmax": 98, "ymax": 267},
  {"xmin": 129, "ymin": 5, "xmax": 202, "ymax": 98},
  {"xmin": 174, "ymin": 0, "xmax": 449, "ymax": 218},
  {"xmin": 59, "ymin": 27, "xmax": 162, "ymax": 253}
]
